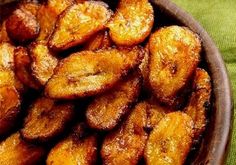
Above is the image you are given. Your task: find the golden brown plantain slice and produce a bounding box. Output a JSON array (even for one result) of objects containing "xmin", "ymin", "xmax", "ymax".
[
  {"xmin": 0, "ymin": 86, "xmax": 20, "ymax": 136},
  {"xmin": 145, "ymin": 99, "xmax": 172, "ymax": 132},
  {"xmin": 145, "ymin": 112, "xmax": 194, "ymax": 165},
  {"xmin": 101, "ymin": 102, "xmax": 148, "ymax": 165},
  {"xmin": 148, "ymin": 26, "xmax": 201, "ymax": 106},
  {"xmin": 184, "ymin": 68, "xmax": 211, "ymax": 139},
  {"xmin": 5, "ymin": 7, "xmax": 40, "ymax": 43},
  {"xmin": 46, "ymin": 123, "xmax": 97, "ymax": 165},
  {"xmin": 0, "ymin": 21, "xmax": 11, "ymax": 43},
  {"xmin": 45, "ymin": 47, "xmax": 144, "ymax": 99},
  {"xmin": 48, "ymin": 0, "xmax": 74, "ymax": 15},
  {"xmin": 37, "ymin": 5, "xmax": 58, "ymax": 41},
  {"xmin": 0, "ymin": 69, "xmax": 23, "ymax": 91},
  {"xmin": 14, "ymin": 46, "xmax": 41, "ymax": 90},
  {"xmin": 20, "ymin": 97, "xmax": 74, "ymax": 143},
  {"xmin": 0, "ymin": 42, "xmax": 15, "ymax": 70},
  {"xmin": 0, "ymin": 132, "xmax": 45, "ymax": 165},
  {"xmin": 49, "ymin": 1, "xmax": 112, "ymax": 51},
  {"xmin": 29, "ymin": 41, "xmax": 58, "ymax": 85},
  {"xmin": 84, "ymin": 30, "xmax": 113, "ymax": 51},
  {"xmin": 107, "ymin": 0, "xmax": 154, "ymax": 46},
  {"xmin": 86, "ymin": 71, "xmax": 142, "ymax": 131}
]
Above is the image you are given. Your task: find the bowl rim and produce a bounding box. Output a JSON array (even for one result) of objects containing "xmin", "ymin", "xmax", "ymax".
[{"xmin": 150, "ymin": 0, "xmax": 234, "ymax": 164}]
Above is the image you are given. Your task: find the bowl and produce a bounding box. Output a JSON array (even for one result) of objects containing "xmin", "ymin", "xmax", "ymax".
[
  {"xmin": 150, "ymin": 0, "xmax": 234, "ymax": 164},
  {"xmin": 0, "ymin": 0, "xmax": 234, "ymax": 164}
]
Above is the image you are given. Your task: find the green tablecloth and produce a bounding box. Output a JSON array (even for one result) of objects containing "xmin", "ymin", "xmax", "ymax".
[{"xmin": 171, "ymin": 0, "xmax": 236, "ymax": 164}]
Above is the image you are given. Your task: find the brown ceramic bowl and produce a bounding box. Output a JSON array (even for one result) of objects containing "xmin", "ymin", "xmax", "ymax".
[{"xmin": 150, "ymin": 0, "xmax": 234, "ymax": 164}]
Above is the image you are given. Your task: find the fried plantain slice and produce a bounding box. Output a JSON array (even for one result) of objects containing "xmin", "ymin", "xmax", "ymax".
[
  {"xmin": 48, "ymin": 0, "xmax": 74, "ymax": 15},
  {"xmin": 184, "ymin": 68, "xmax": 211, "ymax": 139},
  {"xmin": 0, "ymin": 68, "xmax": 24, "ymax": 92},
  {"xmin": 49, "ymin": 1, "xmax": 112, "ymax": 51},
  {"xmin": 101, "ymin": 102, "xmax": 148, "ymax": 165},
  {"xmin": 107, "ymin": 0, "xmax": 154, "ymax": 46},
  {"xmin": 0, "ymin": 42, "xmax": 15, "ymax": 70},
  {"xmin": 37, "ymin": 5, "xmax": 58, "ymax": 41},
  {"xmin": 14, "ymin": 46, "xmax": 41, "ymax": 90},
  {"xmin": 0, "ymin": 132, "xmax": 45, "ymax": 165},
  {"xmin": 46, "ymin": 123, "xmax": 97, "ymax": 165},
  {"xmin": 45, "ymin": 47, "xmax": 144, "ymax": 99},
  {"xmin": 84, "ymin": 30, "xmax": 113, "ymax": 51},
  {"xmin": 0, "ymin": 1, "xmax": 39, "ymax": 35},
  {"xmin": 86, "ymin": 71, "xmax": 142, "ymax": 131},
  {"xmin": 6, "ymin": 7, "xmax": 40, "ymax": 43},
  {"xmin": 145, "ymin": 99, "xmax": 172, "ymax": 132},
  {"xmin": 0, "ymin": 86, "xmax": 20, "ymax": 136},
  {"xmin": 29, "ymin": 41, "xmax": 58, "ymax": 85},
  {"xmin": 0, "ymin": 21, "xmax": 11, "ymax": 43},
  {"xmin": 148, "ymin": 26, "xmax": 201, "ymax": 106},
  {"xmin": 20, "ymin": 97, "xmax": 74, "ymax": 143},
  {"xmin": 145, "ymin": 112, "xmax": 194, "ymax": 165}
]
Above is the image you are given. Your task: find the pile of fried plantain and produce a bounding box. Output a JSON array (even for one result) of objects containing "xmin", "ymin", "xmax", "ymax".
[{"xmin": 0, "ymin": 0, "xmax": 212, "ymax": 164}]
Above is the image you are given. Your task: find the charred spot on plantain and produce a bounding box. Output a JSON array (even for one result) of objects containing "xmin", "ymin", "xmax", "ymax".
[
  {"xmin": 159, "ymin": 138, "xmax": 170, "ymax": 154},
  {"xmin": 143, "ymin": 126, "xmax": 153, "ymax": 134},
  {"xmin": 71, "ymin": 123, "xmax": 91, "ymax": 142},
  {"xmin": 39, "ymin": 110, "xmax": 55, "ymax": 120},
  {"xmin": 67, "ymin": 76, "xmax": 79, "ymax": 86},
  {"xmin": 203, "ymin": 101, "xmax": 211, "ymax": 111},
  {"xmin": 133, "ymin": 124, "xmax": 145, "ymax": 135},
  {"xmin": 144, "ymin": 107, "xmax": 154, "ymax": 133},
  {"xmin": 170, "ymin": 63, "xmax": 177, "ymax": 74}
]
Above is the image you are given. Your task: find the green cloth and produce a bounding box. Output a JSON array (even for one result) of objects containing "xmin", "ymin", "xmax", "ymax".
[{"xmin": 171, "ymin": 0, "xmax": 236, "ymax": 164}]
